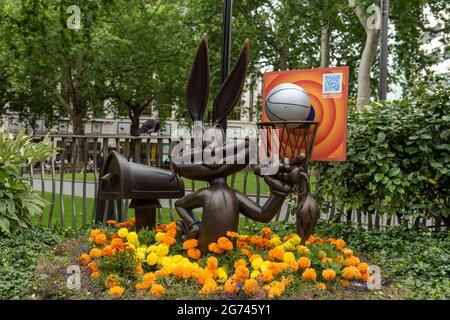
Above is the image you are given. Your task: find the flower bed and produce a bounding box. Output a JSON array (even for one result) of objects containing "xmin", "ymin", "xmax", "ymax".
[{"xmin": 78, "ymin": 219, "xmax": 372, "ymax": 299}]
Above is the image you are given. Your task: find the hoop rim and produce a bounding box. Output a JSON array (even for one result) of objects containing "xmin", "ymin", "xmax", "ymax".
[{"xmin": 256, "ymin": 120, "xmax": 319, "ymax": 126}]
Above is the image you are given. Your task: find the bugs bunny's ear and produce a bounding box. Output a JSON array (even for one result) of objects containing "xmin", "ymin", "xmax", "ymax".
[
  {"xmin": 212, "ymin": 39, "xmax": 249, "ymax": 124},
  {"xmin": 186, "ymin": 34, "xmax": 210, "ymax": 122}
]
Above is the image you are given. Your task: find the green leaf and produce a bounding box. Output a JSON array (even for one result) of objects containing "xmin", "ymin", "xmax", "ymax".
[{"xmin": 374, "ymin": 173, "xmax": 384, "ymax": 182}]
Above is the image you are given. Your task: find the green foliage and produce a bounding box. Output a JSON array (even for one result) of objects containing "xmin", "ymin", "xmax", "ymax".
[
  {"xmin": 314, "ymin": 222, "xmax": 450, "ymax": 300},
  {"xmin": 314, "ymin": 82, "xmax": 449, "ymax": 219},
  {"xmin": 0, "ymin": 226, "xmax": 67, "ymax": 299},
  {"xmin": 0, "ymin": 129, "xmax": 55, "ymax": 236}
]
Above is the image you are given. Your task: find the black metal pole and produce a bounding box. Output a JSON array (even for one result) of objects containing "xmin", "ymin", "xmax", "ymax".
[
  {"xmin": 220, "ymin": 0, "xmax": 232, "ymax": 130},
  {"xmin": 379, "ymin": 0, "xmax": 389, "ymax": 100}
]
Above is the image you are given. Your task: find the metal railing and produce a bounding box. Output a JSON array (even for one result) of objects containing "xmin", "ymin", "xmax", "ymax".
[{"xmin": 24, "ymin": 133, "xmax": 446, "ymax": 231}]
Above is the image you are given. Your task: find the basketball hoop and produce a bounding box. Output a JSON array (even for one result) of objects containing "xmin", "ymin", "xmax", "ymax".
[{"xmin": 257, "ymin": 121, "xmax": 319, "ymax": 169}]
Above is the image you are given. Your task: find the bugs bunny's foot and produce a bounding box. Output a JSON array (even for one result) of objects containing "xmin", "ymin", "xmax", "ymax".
[
  {"xmin": 176, "ymin": 220, "xmax": 189, "ymax": 241},
  {"xmin": 187, "ymin": 221, "xmax": 201, "ymax": 239}
]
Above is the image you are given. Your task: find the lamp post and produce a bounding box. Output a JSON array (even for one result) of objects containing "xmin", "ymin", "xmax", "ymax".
[
  {"xmin": 379, "ymin": 0, "xmax": 389, "ymax": 100},
  {"xmin": 220, "ymin": 0, "xmax": 233, "ymax": 131}
]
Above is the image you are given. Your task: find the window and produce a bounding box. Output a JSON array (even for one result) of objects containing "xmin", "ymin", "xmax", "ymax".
[
  {"xmin": 58, "ymin": 120, "xmax": 69, "ymax": 133},
  {"xmin": 9, "ymin": 118, "xmax": 21, "ymax": 132},
  {"xmin": 117, "ymin": 122, "xmax": 131, "ymax": 135},
  {"xmin": 92, "ymin": 121, "xmax": 102, "ymax": 134},
  {"xmin": 34, "ymin": 120, "xmax": 45, "ymax": 132}
]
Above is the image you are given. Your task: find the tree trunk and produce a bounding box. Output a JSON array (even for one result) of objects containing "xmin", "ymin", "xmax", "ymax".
[
  {"xmin": 320, "ymin": 22, "xmax": 331, "ymax": 68},
  {"xmin": 129, "ymin": 106, "xmax": 142, "ymax": 162},
  {"xmin": 278, "ymin": 51, "xmax": 288, "ymax": 71},
  {"xmin": 71, "ymin": 106, "xmax": 86, "ymax": 165},
  {"xmin": 356, "ymin": 29, "xmax": 379, "ymax": 109}
]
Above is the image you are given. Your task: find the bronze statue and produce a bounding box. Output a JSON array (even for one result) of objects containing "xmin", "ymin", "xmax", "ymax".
[{"xmin": 173, "ymin": 35, "xmax": 319, "ymax": 254}]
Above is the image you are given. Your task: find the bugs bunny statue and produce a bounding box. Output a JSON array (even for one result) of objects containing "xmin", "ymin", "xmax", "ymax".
[{"xmin": 173, "ymin": 35, "xmax": 318, "ymax": 253}]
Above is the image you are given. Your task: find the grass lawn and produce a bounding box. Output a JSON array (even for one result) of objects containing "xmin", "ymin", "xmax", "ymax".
[{"xmin": 26, "ymin": 170, "xmax": 271, "ymax": 195}]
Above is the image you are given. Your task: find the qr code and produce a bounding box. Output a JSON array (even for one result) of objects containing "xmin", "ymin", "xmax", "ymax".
[{"xmin": 323, "ymin": 73, "xmax": 343, "ymax": 94}]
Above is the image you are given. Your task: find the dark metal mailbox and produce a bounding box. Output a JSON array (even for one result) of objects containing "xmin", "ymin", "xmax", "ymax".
[{"xmin": 98, "ymin": 150, "xmax": 184, "ymax": 231}]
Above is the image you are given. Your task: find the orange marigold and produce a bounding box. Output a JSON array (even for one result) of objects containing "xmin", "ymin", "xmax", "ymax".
[
  {"xmin": 224, "ymin": 278, "xmax": 238, "ymax": 294},
  {"xmin": 302, "ymin": 268, "xmax": 317, "ymax": 281},
  {"xmin": 142, "ymin": 272, "xmax": 157, "ymax": 285},
  {"xmin": 183, "ymin": 239, "xmax": 198, "ymax": 250},
  {"xmin": 79, "ymin": 253, "xmax": 91, "ymax": 266},
  {"xmin": 130, "ymin": 217, "xmax": 136, "ymax": 225},
  {"xmin": 150, "ymin": 284, "xmax": 165, "ymax": 297},
  {"xmin": 108, "ymin": 285, "xmax": 124, "ymax": 297},
  {"xmin": 89, "ymin": 229, "xmax": 101, "ymax": 238},
  {"xmin": 345, "ymin": 256, "xmax": 360, "ymax": 267},
  {"xmin": 160, "ymin": 235, "xmax": 176, "ymax": 246},
  {"xmin": 335, "ymin": 239, "xmax": 346, "ymax": 249},
  {"xmin": 287, "ymin": 259, "xmax": 299, "ymax": 272},
  {"xmin": 94, "ymin": 233, "xmax": 107, "ymax": 246},
  {"xmin": 89, "ymin": 248, "xmax": 102, "ymax": 259},
  {"xmin": 136, "ymin": 264, "xmax": 143, "ymax": 275},
  {"xmin": 199, "ymin": 278, "xmax": 217, "ymax": 295},
  {"xmin": 104, "ymin": 274, "xmax": 120, "ymax": 289},
  {"xmin": 298, "ymin": 257, "xmax": 311, "ymax": 269},
  {"xmin": 187, "ymin": 248, "xmax": 202, "ymax": 260},
  {"xmin": 88, "ymin": 261, "xmax": 99, "ymax": 273},
  {"xmin": 208, "ymin": 242, "xmax": 224, "ymax": 254},
  {"xmin": 342, "ymin": 248, "xmax": 353, "ymax": 257},
  {"xmin": 240, "ymin": 248, "xmax": 252, "ymax": 257},
  {"xmin": 106, "ymin": 220, "xmax": 117, "ymax": 225},
  {"xmin": 259, "ymin": 269, "xmax": 274, "ymax": 283},
  {"xmin": 217, "ymin": 237, "xmax": 233, "ymax": 251},
  {"xmin": 226, "ymin": 231, "xmax": 240, "ymax": 238},
  {"xmin": 102, "ymin": 245, "xmax": 114, "ymax": 257},
  {"xmin": 316, "ymin": 282, "xmax": 327, "ymax": 290},
  {"xmin": 267, "ymin": 248, "xmax": 284, "ymax": 261},
  {"xmin": 322, "ymin": 269, "xmax": 336, "ymax": 281},
  {"xmin": 249, "ymin": 254, "xmax": 262, "ymax": 263},
  {"xmin": 136, "ymin": 281, "xmax": 150, "ymax": 290},
  {"xmin": 341, "ymin": 279, "xmax": 350, "ymax": 287},
  {"xmin": 341, "ymin": 266, "xmax": 362, "ymax": 280},
  {"xmin": 91, "ymin": 271, "xmax": 101, "ymax": 280},
  {"xmin": 111, "ymin": 238, "xmax": 125, "ymax": 250},
  {"xmin": 357, "ymin": 262, "xmax": 369, "ymax": 273},
  {"xmin": 233, "ymin": 266, "xmax": 249, "ymax": 283},
  {"xmin": 268, "ymin": 262, "xmax": 285, "ymax": 276},
  {"xmin": 243, "ymin": 279, "xmax": 259, "ymax": 295},
  {"xmin": 261, "ymin": 227, "xmax": 272, "ymax": 238}
]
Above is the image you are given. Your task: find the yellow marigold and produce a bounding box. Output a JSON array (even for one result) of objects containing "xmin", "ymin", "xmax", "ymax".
[
  {"xmin": 288, "ymin": 234, "xmax": 301, "ymax": 245},
  {"xmin": 88, "ymin": 261, "xmax": 99, "ymax": 273},
  {"xmin": 155, "ymin": 244, "xmax": 169, "ymax": 257},
  {"xmin": 342, "ymin": 248, "xmax": 353, "ymax": 257},
  {"xmin": 126, "ymin": 232, "xmax": 139, "ymax": 245},
  {"xmin": 269, "ymin": 236, "xmax": 282, "ymax": 248},
  {"xmin": 217, "ymin": 267, "xmax": 228, "ymax": 284},
  {"xmin": 341, "ymin": 266, "xmax": 362, "ymax": 280},
  {"xmin": 260, "ymin": 269, "xmax": 274, "ymax": 283},
  {"xmin": 79, "ymin": 253, "xmax": 91, "ymax": 266},
  {"xmin": 358, "ymin": 262, "xmax": 369, "ymax": 273},
  {"xmin": 200, "ymin": 278, "xmax": 217, "ymax": 295},
  {"xmin": 155, "ymin": 232, "xmax": 165, "ymax": 242},
  {"xmin": 91, "ymin": 271, "xmax": 101, "ymax": 280},
  {"xmin": 298, "ymin": 257, "xmax": 311, "ymax": 269},
  {"xmin": 208, "ymin": 242, "xmax": 224, "ymax": 254},
  {"xmin": 243, "ymin": 279, "xmax": 259, "ymax": 295},
  {"xmin": 234, "ymin": 259, "xmax": 247, "ymax": 269},
  {"xmin": 90, "ymin": 229, "xmax": 101, "ymax": 239},
  {"xmin": 187, "ymin": 248, "xmax": 201, "ymax": 260},
  {"xmin": 94, "ymin": 233, "xmax": 107, "ymax": 246},
  {"xmin": 283, "ymin": 252, "xmax": 296, "ymax": 263},
  {"xmin": 316, "ymin": 282, "xmax": 327, "ymax": 290},
  {"xmin": 345, "ymin": 256, "xmax": 360, "ymax": 267},
  {"xmin": 297, "ymin": 245, "xmax": 310, "ymax": 256},
  {"xmin": 224, "ymin": 278, "xmax": 238, "ymax": 294},
  {"xmin": 267, "ymin": 247, "xmax": 284, "ymax": 261},
  {"xmin": 226, "ymin": 231, "xmax": 240, "ymax": 238},
  {"xmin": 251, "ymin": 257, "xmax": 264, "ymax": 270},
  {"xmin": 108, "ymin": 285, "xmax": 124, "ymax": 297},
  {"xmin": 146, "ymin": 252, "xmax": 159, "ymax": 266},
  {"xmin": 106, "ymin": 220, "xmax": 117, "ymax": 225},
  {"xmin": 250, "ymin": 270, "xmax": 260, "ymax": 279},
  {"xmin": 322, "ymin": 269, "xmax": 336, "ymax": 281},
  {"xmin": 182, "ymin": 239, "xmax": 198, "ymax": 250},
  {"xmin": 150, "ymin": 284, "xmax": 165, "ymax": 297},
  {"xmin": 335, "ymin": 239, "xmax": 346, "ymax": 249},
  {"xmin": 249, "ymin": 254, "xmax": 262, "ymax": 263},
  {"xmin": 217, "ymin": 237, "xmax": 233, "ymax": 251},
  {"xmin": 104, "ymin": 274, "xmax": 120, "ymax": 289},
  {"xmin": 261, "ymin": 227, "xmax": 272, "ymax": 238},
  {"xmin": 233, "ymin": 266, "xmax": 249, "ymax": 283},
  {"xmin": 118, "ymin": 228, "xmax": 128, "ymax": 238},
  {"xmin": 302, "ymin": 268, "xmax": 317, "ymax": 280},
  {"xmin": 102, "ymin": 245, "xmax": 114, "ymax": 257}
]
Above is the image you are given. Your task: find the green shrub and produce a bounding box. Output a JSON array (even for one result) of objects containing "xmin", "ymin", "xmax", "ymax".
[
  {"xmin": 0, "ymin": 129, "xmax": 55, "ymax": 236},
  {"xmin": 313, "ymin": 82, "xmax": 449, "ymax": 221}
]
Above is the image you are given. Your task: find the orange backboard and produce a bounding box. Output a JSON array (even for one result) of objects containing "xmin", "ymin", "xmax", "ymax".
[{"xmin": 262, "ymin": 67, "xmax": 349, "ymax": 161}]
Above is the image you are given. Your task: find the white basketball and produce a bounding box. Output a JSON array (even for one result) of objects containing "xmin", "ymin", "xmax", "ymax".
[{"xmin": 265, "ymin": 83, "xmax": 311, "ymax": 121}]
